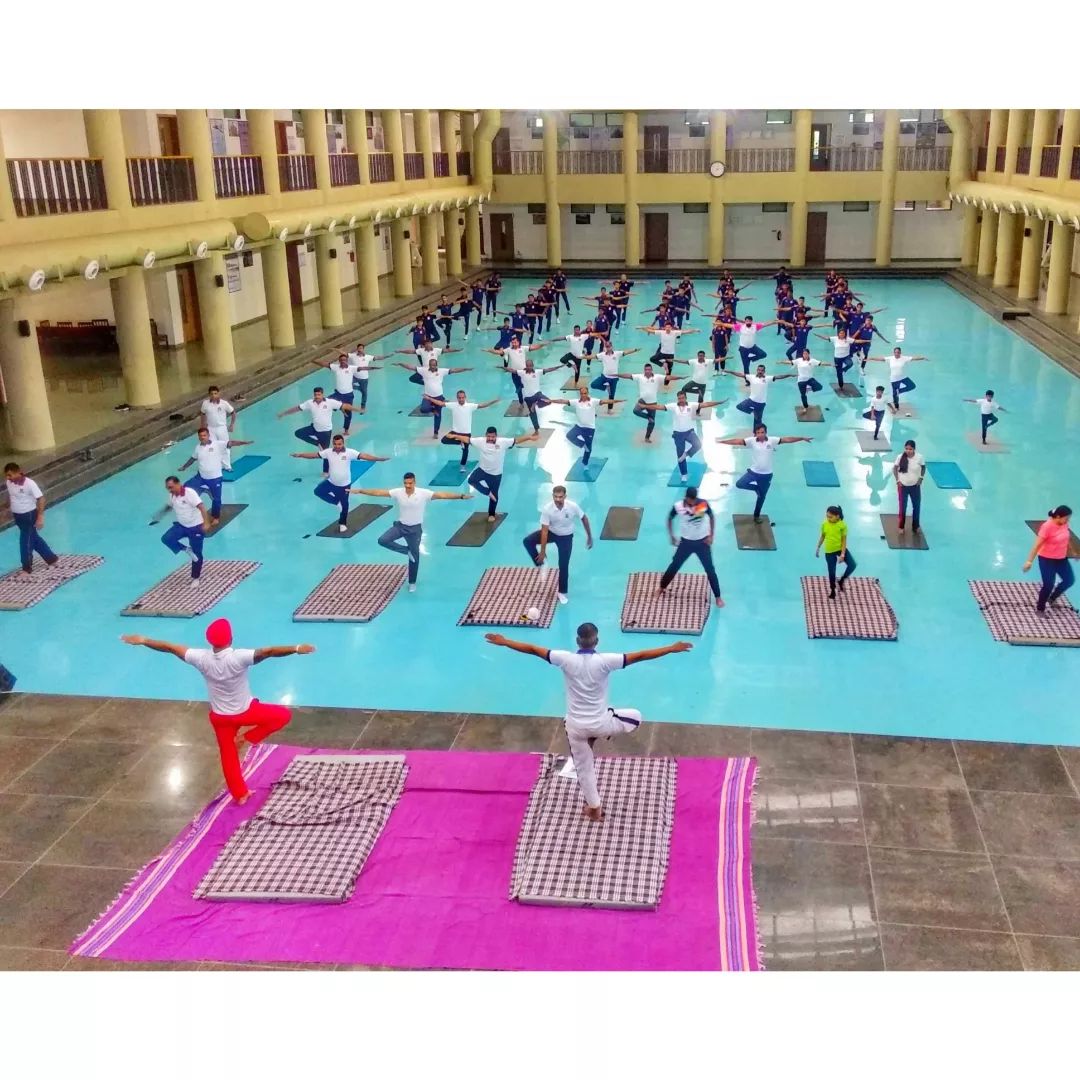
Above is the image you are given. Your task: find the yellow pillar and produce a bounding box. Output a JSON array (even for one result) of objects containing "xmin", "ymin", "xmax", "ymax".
[
  {"xmin": 875, "ymin": 110, "xmax": 901, "ymax": 266},
  {"xmin": 986, "ymin": 109, "xmax": 1007, "ymax": 173},
  {"xmin": 110, "ymin": 268, "xmax": 161, "ymax": 407},
  {"xmin": 1002, "ymin": 109, "xmax": 1029, "ymax": 183},
  {"xmin": 382, "ymin": 110, "xmax": 405, "ymax": 185},
  {"xmin": 1029, "ymin": 110, "xmax": 1056, "ymax": 177},
  {"xmin": 83, "ymin": 109, "xmax": 131, "ymax": 211},
  {"xmin": 0, "ymin": 297, "xmax": 55, "ymax": 451},
  {"xmin": 440, "ymin": 111, "xmax": 459, "ymax": 178},
  {"xmin": 942, "ymin": 110, "xmax": 978, "ymax": 268},
  {"xmin": 961, "ymin": 206, "xmax": 980, "ymax": 267},
  {"xmin": 707, "ymin": 110, "xmax": 727, "ymax": 266},
  {"xmin": 542, "ymin": 111, "xmax": 561, "ymax": 265},
  {"xmin": 465, "ymin": 205, "xmax": 482, "ymax": 265},
  {"xmin": 302, "ymin": 109, "xmax": 333, "ymax": 194},
  {"xmin": 444, "ymin": 209, "xmax": 463, "ymax": 277},
  {"xmin": 976, "ymin": 210, "xmax": 998, "ymax": 277},
  {"xmin": 344, "ymin": 109, "xmax": 371, "ymax": 184},
  {"xmin": 460, "ymin": 112, "xmax": 475, "ymax": 159},
  {"xmin": 623, "ymin": 111, "xmax": 640, "ymax": 267},
  {"xmin": 1017, "ymin": 216, "xmax": 1045, "ymax": 300},
  {"xmin": 247, "ymin": 110, "xmax": 281, "ymax": 198},
  {"xmin": 314, "ymin": 234, "xmax": 343, "ymax": 327},
  {"xmin": 419, "ymin": 212, "xmax": 440, "ymax": 286},
  {"xmin": 177, "ymin": 109, "xmax": 216, "ymax": 205},
  {"xmin": 390, "ymin": 217, "xmax": 413, "ymax": 296},
  {"xmin": 0, "ymin": 118, "xmax": 19, "ymax": 220},
  {"xmin": 356, "ymin": 223, "xmax": 381, "ymax": 310},
  {"xmin": 993, "ymin": 210, "xmax": 1020, "ymax": 288},
  {"xmin": 414, "ymin": 110, "xmax": 434, "ymax": 179},
  {"xmin": 789, "ymin": 110, "xmax": 812, "ymax": 266},
  {"xmin": 261, "ymin": 242, "xmax": 295, "ymax": 349},
  {"xmin": 1057, "ymin": 111, "xmax": 1080, "ymax": 187},
  {"xmin": 1044, "ymin": 225, "xmax": 1075, "ymax": 314},
  {"xmin": 193, "ymin": 253, "xmax": 236, "ymax": 374}
]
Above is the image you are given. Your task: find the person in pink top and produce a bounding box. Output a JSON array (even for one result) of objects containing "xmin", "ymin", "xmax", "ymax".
[{"xmin": 1023, "ymin": 505, "xmax": 1075, "ymax": 613}]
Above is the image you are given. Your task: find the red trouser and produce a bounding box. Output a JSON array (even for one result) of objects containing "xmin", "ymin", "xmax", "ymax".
[{"xmin": 209, "ymin": 699, "xmax": 291, "ymax": 799}]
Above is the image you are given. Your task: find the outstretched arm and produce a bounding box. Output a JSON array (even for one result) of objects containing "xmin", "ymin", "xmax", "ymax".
[
  {"xmin": 290, "ymin": 451, "xmax": 322, "ymax": 459},
  {"xmin": 432, "ymin": 492, "xmax": 473, "ymax": 501},
  {"xmin": 120, "ymin": 635, "xmax": 189, "ymax": 660},
  {"xmin": 483, "ymin": 633, "xmax": 549, "ymax": 660},
  {"xmin": 276, "ymin": 404, "xmax": 301, "ymax": 419},
  {"xmin": 625, "ymin": 641, "xmax": 693, "ymax": 666},
  {"xmin": 253, "ymin": 643, "xmax": 316, "ymax": 664},
  {"xmin": 778, "ymin": 436, "xmax": 814, "ymax": 444}
]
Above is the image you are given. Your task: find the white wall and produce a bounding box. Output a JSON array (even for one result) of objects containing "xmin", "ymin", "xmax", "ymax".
[
  {"xmin": 724, "ymin": 204, "xmax": 790, "ymax": 261},
  {"xmin": 0, "ymin": 110, "xmax": 88, "ymax": 157},
  {"xmin": 891, "ymin": 204, "xmax": 964, "ymax": 259},
  {"xmin": 561, "ymin": 207, "xmax": 623, "ymax": 260},
  {"xmin": 811, "ymin": 202, "xmax": 878, "ymax": 260}
]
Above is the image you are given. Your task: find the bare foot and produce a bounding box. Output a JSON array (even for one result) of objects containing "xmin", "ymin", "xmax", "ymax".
[
  {"xmin": 209, "ymin": 518, "xmax": 220, "ymax": 528},
  {"xmin": 715, "ymin": 596, "xmax": 725, "ymax": 608},
  {"xmin": 487, "ymin": 514, "xmax": 496, "ymax": 523},
  {"xmin": 236, "ymin": 792, "xmax": 252, "ymax": 805},
  {"xmin": 583, "ymin": 806, "xmax": 603, "ymax": 822}
]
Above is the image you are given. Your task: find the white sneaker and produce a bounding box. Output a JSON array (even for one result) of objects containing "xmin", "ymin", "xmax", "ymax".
[
  {"xmin": 408, "ymin": 583, "xmax": 416, "ymax": 593},
  {"xmin": 339, "ymin": 524, "xmax": 348, "ymax": 533},
  {"xmin": 189, "ymin": 577, "xmax": 201, "ymax": 589},
  {"xmin": 557, "ymin": 593, "xmax": 568, "ymax": 605}
]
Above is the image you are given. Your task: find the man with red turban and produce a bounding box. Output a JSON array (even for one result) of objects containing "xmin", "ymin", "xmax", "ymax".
[{"xmin": 121, "ymin": 620, "xmax": 315, "ymax": 803}]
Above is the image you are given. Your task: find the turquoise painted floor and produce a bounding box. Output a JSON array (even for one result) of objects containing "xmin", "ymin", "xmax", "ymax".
[{"xmin": 6, "ymin": 277, "xmax": 1080, "ymax": 745}]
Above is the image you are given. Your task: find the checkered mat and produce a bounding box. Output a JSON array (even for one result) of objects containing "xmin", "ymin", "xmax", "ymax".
[
  {"xmin": 293, "ymin": 563, "xmax": 407, "ymax": 623},
  {"xmin": 0, "ymin": 555, "xmax": 103, "ymax": 611},
  {"xmin": 969, "ymin": 580, "xmax": 1080, "ymax": 644},
  {"xmin": 194, "ymin": 754, "xmax": 408, "ymax": 903},
  {"xmin": 801, "ymin": 576, "xmax": 898, "ymax": 641},
  {"xmin": 121, "ymin": 560, "xmax": 260, "ymax": 617},
  {"xmin": 457, "ymin": 566, "xmax": 558, "ymax": 628},
  {"xmin": 620, "ymin": 571, "xmax": 711, "ymax": 635},
  {"xmin": 510, "ymin": 754, "xmax": 677, "ymax": 910}
]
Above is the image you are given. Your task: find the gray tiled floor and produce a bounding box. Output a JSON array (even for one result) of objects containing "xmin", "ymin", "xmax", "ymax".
[{"xmin": 0, "ymin": 692, "xmax": 1078, "ymax": 971}]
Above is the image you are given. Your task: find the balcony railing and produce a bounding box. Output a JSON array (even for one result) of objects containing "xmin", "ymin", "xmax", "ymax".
[
  {"xmin": 976, "ymin": 146, "xmax": 988, "ymax": 171},
  {"xmin": 6, "ymin": 157, "xmax": 107, "ymax": 217},
  {"xmin": 1072, "ymin": 146, "xmax": 1080, "ymax": 180},
  {"xmin": 456, "ymin": 151, "xmax": 471, "ymax": 177},
  {"xmin": 213, "ymin": 154, "xmax": 264, "ymax": 199},
  {"xmin": 329, "ymin": 153, "xmax": 360, "ymax": 187},
  {"xmin": 403, "ymin": 152, "xmax": 425, "ymax": 180},
  {"xmin": 726, "ymin": 147, "xmax": 795, "ymax": 173},
  {"xmin": 811, "ymin": 146, "xmax": 882, "ymax": 172},
  {"xmin": 278, "ymin": 154, "xmax": 317, "ymax": 192},
  {"xmin": 127, "ymin": 156, "xmax": 197, "ymax": 206},
  {"xmin": 433, "ymin": 152, "xmax": 450, "ymax": 177},
  {"xmin": 493, "ymin": 150, "xmax": 542, "ymax": 175},
  {"xmin": 897, "ymin": 145, "xmax": 950, "ymax": 171},
  {"xmin": 994, "ymin": 146, "xmax": 1006, "ymax": 171},
  {"xmin": 1040, "ymin": 145, "xmax": 1060, "ymax": 177},
  {"xmin": 369, "ymin": 152, "xmax": 394, "ymax": 183},
  {"xmin": 639, "ymin": 148, "xmax": 708, "ymax": 174},
  {"xmin": 557, "ymin": 149, "xmax": 622, "ymax": 174},
  {"xmin": 1015, "ymin": 146, "xmax": 1031, "ymax": 174}
]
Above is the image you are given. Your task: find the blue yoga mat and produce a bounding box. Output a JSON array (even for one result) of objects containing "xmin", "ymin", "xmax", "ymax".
[
  {"xmin": 429, "ymin": 459, "xmax": 471, "ymax": 487},
  {"xmin": 927, "ymin": 461, "xmax": 971, "ymax": 490},
  {"xmin": 221, "ymin": 454, "xmax": 270, "ymax": 482},
  {"xmin": 566, "ymin": 457, "xmax": 607, "ymax": 482},
  {"xmin": 667, "ymin": 461, "xmax": 705, "ymax": 488},
  {"xmin": 803, "ymin": 460, "xmax": 840, "ymax": 487}
]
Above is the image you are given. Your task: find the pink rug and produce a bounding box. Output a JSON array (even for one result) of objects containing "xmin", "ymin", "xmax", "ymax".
[{"xmin": 72, "ymin": 746, "xmax": 760, "ymax": 971}]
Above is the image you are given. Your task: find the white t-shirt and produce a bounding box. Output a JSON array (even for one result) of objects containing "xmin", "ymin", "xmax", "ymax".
[
  {"xmin": 319, "ymin": 446, "xmax": 361, "ymax": 487},
  {"xmin": 200, "ymin": 399, "xmax": 234, "ymax": 433},
  {"xmin": 565, "ymin": 334, "xmax": 587, "ymax": 358},
  {"xmin": 744, "ymin": 435, "xmax": 780, "ymax": 475},
  {"xmin": 521, "ymin": 369, "xmax": 543, "ymax": 397},
  {"xmin": 657, "ymin": 330, "xmax": 681, "ymax": 354},
  {"xmin": 632, "ymin": 373, "xmax": 663, "ymax": 404},
  {"xmin": 867, "ymin": 394, "xmax": 889, "ymax": 413},
  {"xmin": 416, "ymin": 346, "xmax": 443, "ymax": 365},
  {"xmin": 888, "ymin": 355, "xmax": 912, "ymax": 382},
  {"xmin": 448, "ymin": 400, "xmax": 479, "ymax": 434},
  {"xmin": 329, "ymin": 361, "xmax": 358, "ymax": 394},
  {"xmin": 390, "ymin": 487, "xmax": 434, "ymax": 526},
  {"xmin": 687, "ymin": 358, "xmax": 711, "ymax": 383},
  {"xmin": 184, "ymin": 647, "xmax": 256, "ymax": 715},
  {"xmin": 352, "ymin": 353, "xmax": 373, "ymax": 380},
  {"xmin": 738, "ymin": 323, "xmax": 763, "ymax": 348},
  {"xmin": 420, "ymin": 366, "xmax": 448, "ymax": 397},
  {"xmin": 977, "ymin": 397, "xmax": 1001, "ymax": 415},
  {"xmin": 6, "ymin": 477, "xmax": 43, "ymax": 514},
  {"xmin": 170, "ymin": 487, "xmax": 205, "ymax": 527},
  {"xmin": 895, "ymin": 452, "xmax": 925, "ymax": 486},
  {"xmin": 547, "ymin": 649, "xmax": 626, "ymax": 729},
  {"xmin": 795, "ymin": 357, "xmax": 824, "ymax": 382},
  {"xmin": 477, "ymin": 436, "xmax": 515, "ymax": 475},
  {"xmin": 666, "ymin": 402, "xmax": 701, "ymax": 432},
  {"xmin": 673, "ymin": 498, "xmax": 712, "ymax": 541},
  {"xmin": 600, "ymin": 350, "xmax": 622, "ymax": 377},
  {"xmin": 540, "ymin": 500, "xmax": 584, "ymax": 536},
  {"xmin": 194, "ymin": 441, "xmax": 225, "ymax": 480},
  {"xmin": 504, "ymin": 347, "xmax": 527, "ymax": 373},
  {"xmin": 572, "ymin": 400, "xmax": 597, "ymax": 429},
  {"xmin": 830, "ymin": 335, "xmax": 852, "ymax": 359},
  {"xmin": 300, "ymin": 398, "xmax": 342, "ymax": 433},
  {"xmin": 746, "ymin": 374, "xmax": 776, "ymax": 403}
]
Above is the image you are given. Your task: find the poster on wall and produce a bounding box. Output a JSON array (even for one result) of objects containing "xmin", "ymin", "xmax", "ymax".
[
  {"xmin": 224, "ymin": 255, "xmax": 241, "ymax": 294},
  {"xmin": 236, "ymin": 120, "xmax": 251, "ymax": 154},
  {"xmin": 209, "ymin": 117, "xmax": 227, "ymax": 156}
]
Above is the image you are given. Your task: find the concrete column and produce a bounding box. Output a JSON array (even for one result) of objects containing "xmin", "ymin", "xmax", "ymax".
[
  {"xmin": 986, "ymin": 109, "xmax": 1007, "ymax": 172},
  {"xmin": 1017, "ymin": 216, "xmax": 1046, "ymax": 300},
  {"xmin": 465, "ymin": 205, "xmax": 482, "ymax": 265},
  {"xmin": 707, "ymin": 110, "xmax": 727, "ymax": 266},
  {"xmin": 414, "ymin": 110, "xmax": 434, "ymax": 180},
  {"xmin": 247, "ymin": 110, "xmax": 281, "ymax": 198},
  {"xmin": 356, "ymin": 223, "xmax": 381, "ymax": 310},
  {"xmin": 875, "ymin": 110, "xmax": 901, "ymax": 266},
  {"xmin": 460, "ymin": 112, "xmax": 475, "ymax": 156},
  {"xmin": 623, "ymin": 111, "xmax": 640, "ymax": 267},
  {"xmin": 443, "ymin": 209, "xmax": 463, "ymax": 276},
  {"xmin": 1057, "ymin": 111, "xmax": 1080, "ymax": 186},
  {"xmin": 344, "ymin": 109, "xmax": 371, "ymax": 184},
  {"xmin": 1029, "ymin": 110, "xmax": 1057, "ymax": 177},
  {"xmin": 390, "ymin": 217, "xmax": 413, "ymax": 296},
  {"xmin": 302, "ymin": 109, "xmax": 333, "ymax": 195},
  {"xmin": 0, "ymin": 297, "xmax": 55, "ymax": 450},
  {"xmin": 961, "ymin": 205, "xmax": 980, "ymax": 267},
  {"xmin": 177, "ymin": 109, "xmax": 216, "ymax": 205},
  {"xmin": 419, "ymin": 212, "xmax": 440, "ymax": 286},
  {"xmin": 110, "ymin": 268, "xmax": 161, "ymax": 407},
  {"xmin": 993, "ymin": 210, "xmax": 1019, "ymax": 287},
  {"xmin": 542, "ymin": 111, "xmax": 561, "ymax": 265},
  {"xmin": 1002, "ymin": 109, "xmax": 1030, "ymax": 183},
  {"xmin": 0, "ymin": 118, "xmax": 19, "ymax": 220},
  {"xmin": 789, "ymin": 200, "xmax": 808, "ymax": 267},
  {"xmin": 976, "ymin": 210, "xmax": 998, "ymax": 277},
  {"xmin": 83, "ymin": 109, "xmax": 131, "ymax": 211},
  {"xmin": 193, "ymin": 253, "xmax": 236, "ymax": 374},
  {"xmin": 440, "ymin": 111, "xmax": 459, "ymax": 177},
  {"xmin": 382, "ymin": 110, "xmax": 405, "ymax": 185},
  {"xmin": 789, "ymin": 110, "xmax": 812, "ymax": 267},
  {"xmin": 261, "ymin": 242, "xmax": 295, "ymax": 349},
  {"xmin": 314, "ymin": 234, "xmax": 343, "ymax": 327},
  {"xmin": 1044, "ymin": 225, "xmax": 1075, "ymax": 314}
]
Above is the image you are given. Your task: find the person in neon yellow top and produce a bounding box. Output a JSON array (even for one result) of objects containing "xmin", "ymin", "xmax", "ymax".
[{"xmin": 815, "ymin": 504, "xmax": 857, "ymax": 599}]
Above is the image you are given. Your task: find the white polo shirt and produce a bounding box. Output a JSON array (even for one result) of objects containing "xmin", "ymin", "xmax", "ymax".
[
  {"xmin": 564, "ymin": 334, "xmax": 587, "ymax": 358},
  {"xmin": 6, "ymin": 477, "xmax": 42, "ymax": 514},
  {"xmin": 632, "ymin": 373, "xmax": 663, "ymax": 404},
  {"xmin": 200, "ymin": 399, "xmax": 234, "ymax": 434},
  {"xmin": 183, "ymin": 647, "xmax": 256, "ymax": 715},
  {"xmin": 328, "ymin": 361, "xmax": 358, "ymax": 394},
  {"xmin": 504, "ymin": 347, "xmax": 527, "ymax": 373},
  {"xmin": 571, "ymin": 400, "xmax": 597, "ymax": 429},
  {"xmin": 738, "ymin": 322, "xmax": 763, "ymax": 348},
  {"xmin": 600, "ymin": 350, "xmax": 622, "ymax": 377},
  {"xmin": 746, "ymin": 374, "xmax": 776, "ymax": 403},
  {"xmin": 419, "ymin": 366, "xmax": 448, "ymax": 397},
  {"xmin": 352, "ymin": 353, "xmax": 374, "ymax": 381},
  {"xmin": 547, "ymin": 649, "xmax": 626, "ymax": 729},
  {"xmin": 895, "ymin": 452, "xmax": 925, "ymax": 486},
  {"xmin": 194, "ymin": 441, "xmax": 225, "ymax": 480},
  {"xmin": 389, "ymin": 487, "xmax": 434, "ymax": 526},
  {"xmin": 300, "ymin": 398, "xmax": 342, "ymax": 433},
  {"xmin": 476, "ymin": 436, "xmax": 515, "ymax": 475},
  {"xmin": 867, "ymin": 393, "xmax": 889, "ymax": 413},
  {"xmin": 686, "ymin": 357, "xmax": 711, "ymax": 383},
  {"xmin": 448, "ymin": 400, "xmax": 479, "ymax": 434},
  {"xmin": 673, "ymin": 498, "xmax": 712, "ymax": 541},
  {"xmin": 830, "ymin": 335, "xmax": 852, "ymax": 359},
  {"xmin": 319, "ymin": 446, "xmax": 361, "ymax": 487},
  {"xmin": 794, "ymin": 357, "xmax": 824, "ymax": 382},
  {"xmin": 416, "ymin": 346, "xmax": 443, "ymax": 366},
  {"xmin": 744, "ymin": 435, "xmax": 780, "ymax": 475},
  {"xmin": 889, "ymin": 355, "xmax": 912, "ymax": 382},
  {"xmin": 540, "ymin": 499, "xmax": 584, "ymax": 536},
  {"xmin": 170, "ymin": 487, "xmax": 205, "ymax": 527},
  {"xmin": 977, "ymin": 397, "xmax": 1001, "ymax": 415},
  {"xmin": 656, "ymin": 330, "xmax": 680, "ymax": 354},
  {"xmin": 521, "ymin": 369, "xmax": 543, "ymax": 398},
  {"xmin": 666, "ymin": 402, "xmax": 701, "ymax": 432}
]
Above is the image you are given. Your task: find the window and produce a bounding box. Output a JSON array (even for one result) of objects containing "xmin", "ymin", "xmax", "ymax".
[
  {"xmin": 531, "ymin": 115, "xmax": 543, "ymax": 128},
  {"xmin": 609, "ymin": 127, "xmax": 624, "ymax": 139},
  {"xmin": 569, "ymin": 113, "xmax": 594, "ymax": 128},
  {"xmin": 925, "ymin": 200, "xmax": 951, "ymax": 211},
  {"xmin": 894, "ymin": 200, "xmax": 916, "ymax": 211},
  {"xmin": 765, "ymin": 110, "xmax": 792, "ymax": 125},
  {"xmin": 325, "ymin": 110, "xmax": 344, "ymax": 125},
  {"xmin": 848, "ymin": 111, "xmax": 874, "ymax": 124},
  {"xmin": 843, "ymin": 201, "xmax": 870, "ymax": 212},
  {"xmin": 687, "ymin": 124, "xmax": 707, "ymax": 138},
  {"xmin": 572, "ymin": 129, "xmax": 590, "ymax": 140},
  {"xmin": 532, "ymin": 214, "xmax": 547, "ymax": 225},
  {"xmin": 569, "ymin": 204, "xmax": 596, "ymax": 214},
  {"xmin": 605, "ymin": 113, "xmax": 624, "ymax": 127},
  {"xmin": 900, "ymin": 122, "xmax": 917, "ymax": 136},
  {"xmin": 609, "ymin": 214, "xmax": 625, "ymax": 225},
  {"xmin": 683, "ymin": 203, "xmax": 709, "ymax": 214},
  {"xmin": 291, "ymin": 110, "xmax": 304, "ymax": 124},
  {"xmin": 222, "ymin": 109, "xmax": 242, "ymax": 120},
  {"xmin": 852, "ymin": 123, "xmax": 869, "ymax": 136},
  {"xmin": 531, "ymin": 126, "xmax": 544, "ymax": 140},
  {"xmin": 527, "ymin": 203, "xmax": 546, "ymax": 214},
  {"xmin": 575, "ymin": 214, "xmax": 591, "ymax": 225},
  {"xmin": 605, "ymin": 204, "xmax": 625, "ymax": 213},
  {"xmin": 761, "ymin": 202, "xmax": 788, "ymax": 213}
]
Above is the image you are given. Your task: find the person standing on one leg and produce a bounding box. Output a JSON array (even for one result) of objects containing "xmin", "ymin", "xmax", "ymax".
[
  {"xmin": 617, "ymin": 363, "xmax": 665, "ymax": 442},
  {"xmin": 121, "ymin": 621, "xmax": 314, "ymax": 804},
  {"xmin": 591, "ymin": 341, "xmax": 640, "ymax": 411},
  {"xmin": 781, "ymin": 349, "xmax": 827, "ymax": 413},
  {"xmin": 484, "ymin": 624, "xmax": 692, "ymax": 820},
  {"xmin": 504, "ymin": 357, "xmax": 562, "ymax": 433},
  {"xmin": 200, "ymin": 386, "xmax": 238, "ymax": 470},
  {"xmin": 849, "ymin": 313, "xmax": 890, "ymax": 380},
  {"xmin": 722, "ymin": 363, "xmax": 796, "ymax": 430},
  {"xmin": 892, "ymin": 439, "xmax": 925, "ymax": 534},
  {"xmin": 311, "ymin": 353, "xmax": 362, "ymax": 433},
  {"xmin": 523, "ymin": 485, "xmax": 593, "ymax": 604},
  {"xmin": 547, "ymin": 388, "xmax": 622, "ymax": 469},
  {"xmin": 484, "ymin": 337, "xmax": 552, "ymax": 407},
  {"xmin": 866, "ymin": 347, "xmax": 930, "ymax": 412},
  {"xmin": 556, "ymin": 325, "xmax": 591, "ymax": 382},
  {"xmin": 963, "ymin": 390, "xmax": 1007, "ymax": 444},
  {"xmin": 446, "ymin": 427, "xmax": 538, "ymax": 520},
  {"xmin": 815, "ymin": 504, "xmax": 856, "ymax": 599},
  {"xmin": 637, "ymin": 321, "xmax": 698, "ymax": 387},
  {"xmin": 814, "ymin": 327, "xmax": 856, "ymax": 389},
  {"xmin": 642, "ymin": 390, "xmax": 727, "ymax": 482},
  {"xmin": 718, "ymin": 424, "xmax": 813, "ymax": 524},
  {"xmin": 352, "ymin": 472, "xmax": 472, "ymax": 592},
  {"xmin": 658, "ymin": 485, "xmax": 725, "ymax": 608},
  {"xmin": 149, "ymin": 476, "xmax": 211, "ymax": 587},
  {"xmin": 730, "ymin": 314, "xmax": 779, "ymax": 375},
  {"xmin": 348, "ymin": 343, "xmax": 388, "ymax": 414},
  {"xmin": 862, "ymin": 386, "xmax": 890, "ymax": 440},
  {"xmin": 1023, "ymin": 505, "xmax": 1076, "ymax": 614},
  {"xmin": 671, "ymin": 350, "xmax": 715, "ymax": 405},
  {"xmin": 277, "ymin": 388, "xmax": 358, "ymax": 473},
  {"xmin": 4, "ymin": 462, "xmax": 58, "ymax": 576},
  {"xmin": 178, "ymin": 428, "xmax": 254, "ymax": 526},
  {"xmin": 426, "ymin": 390, "xmax": 501, "ymax": 473},
  {"xmin": 291, "ymin": 434, "xmax": 389, "ymax": 533},
  {"xmin": 407, "ymin": 356, "xmax": 472, "ymax": 439}
]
